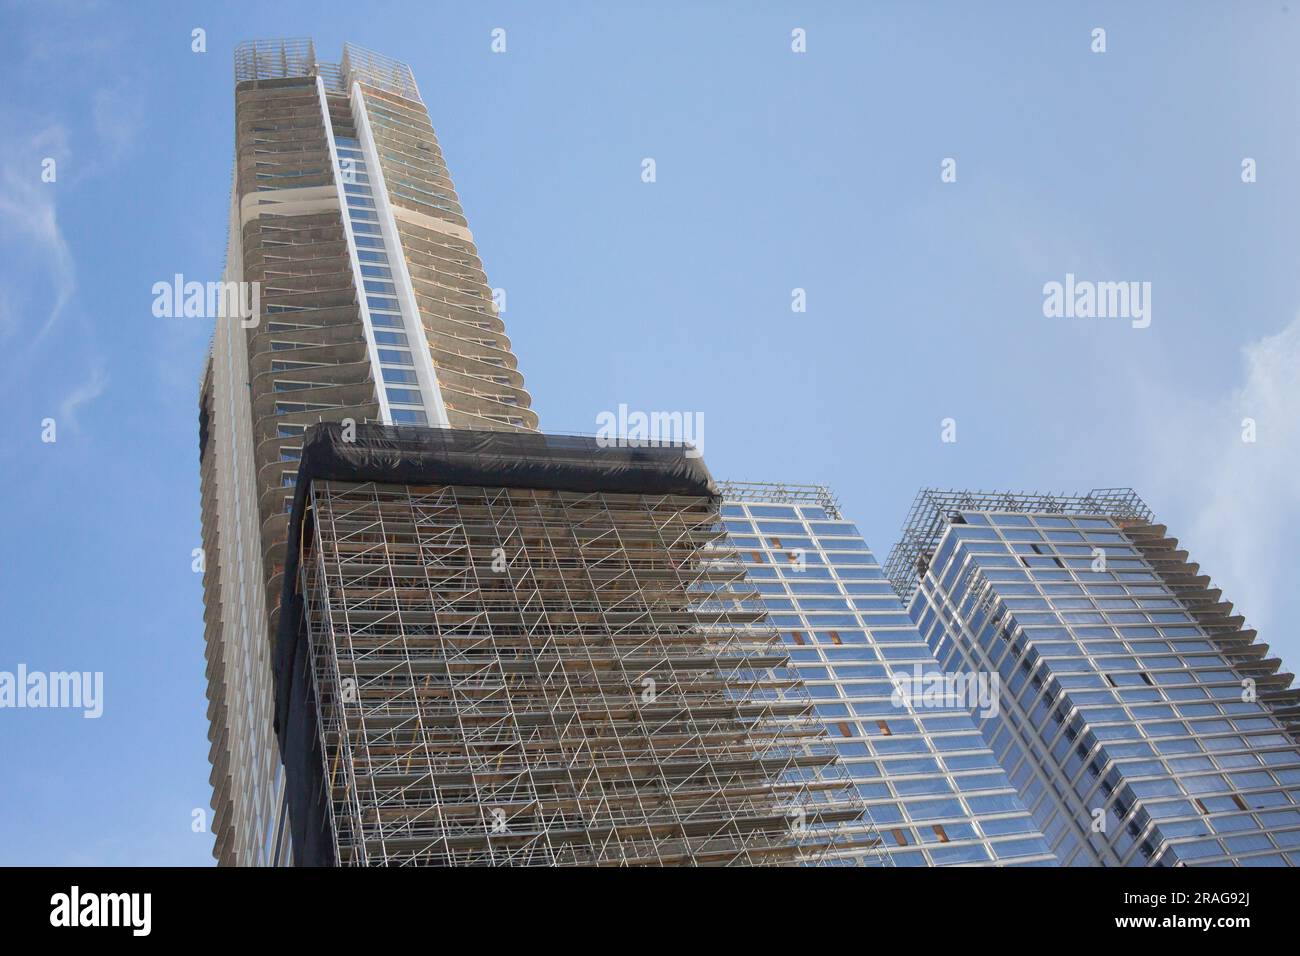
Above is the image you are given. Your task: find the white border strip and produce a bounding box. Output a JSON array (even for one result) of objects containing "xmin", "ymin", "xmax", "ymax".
[
  {"xmin": 350, "ymin": 82, "xmax": 450, "ymax": 427},
  {"xmin": 316, "ymin": 75, "xmax": 393, "ymax": 424}
]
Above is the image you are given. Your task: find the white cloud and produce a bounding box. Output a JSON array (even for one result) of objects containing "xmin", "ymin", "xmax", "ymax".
[
  {"xmin": 58, "ymin": 362, "xmax": 109, "ymax": 432},
  {"xmin": 91, "ymin": 85, "xmax": 143, "ymax": 164},
  {"xmin": 1140, "ymin": 315, "xmax": 1300, "ymax": 636},
  {"xmin": 0, "ymin": 126, "xmax": 75, "ymax": 354}
]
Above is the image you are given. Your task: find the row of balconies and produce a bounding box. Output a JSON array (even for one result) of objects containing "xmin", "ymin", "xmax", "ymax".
[
  {"xmin": 196, "ymin": 363, "xmax": 238, "ymax": 866},
  {"xmin": 391, "ymin": 228, "xmax": 487, "ymax": 284},
  {"xmin": 236, "ymin": 194, "xmax": 387, "ymax": 634}
]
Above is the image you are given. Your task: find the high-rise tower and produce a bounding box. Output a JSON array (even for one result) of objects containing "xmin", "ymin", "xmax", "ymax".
[
  {"xmin": 719, "ymin": 482, "xmax": 1053, "ymax": 865},
  {"xmin": 885, "ymin": 489, "xmax": 1300, "ymax": 866},
  {"xmin": 200, "ymin": 39, "xmax": 535, "ymax": 865},
  {"xmin": 273, "ymin": 426, "xmax": 870, "ymax": 866},
  {"xmin": 200, "ymin": 40, "xmax": 869, "ymax": 867}
]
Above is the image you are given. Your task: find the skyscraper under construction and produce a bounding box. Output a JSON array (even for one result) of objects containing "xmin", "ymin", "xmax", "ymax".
[
  {"xmin": 198, "ymin": 40, "xmax": 865, "ymax": 865},
  {"xmin": 203, "ymin": 39, "xmax": 1300, "ymax": 870},
  {"xmin": 200, "ymin": 38, "xmax": 541, "ymax": 865},
  {"xmin": 275, "ymin": 425, "xmax": 871, "ymax": 865}
]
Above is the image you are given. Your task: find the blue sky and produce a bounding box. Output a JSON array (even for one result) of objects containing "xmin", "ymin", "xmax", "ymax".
[{"xmin": 2, "ymin": 1, "xmax": 1300, "ymax": 865}]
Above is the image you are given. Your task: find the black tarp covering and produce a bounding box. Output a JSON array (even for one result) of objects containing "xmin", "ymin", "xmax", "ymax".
[
  {"xmin": 288, "ymin": 422, "xmax": 716, "ymax": 499},
  {"xmin": 273, "ymin": 423, "xmax": 719, "ymax": 865}
]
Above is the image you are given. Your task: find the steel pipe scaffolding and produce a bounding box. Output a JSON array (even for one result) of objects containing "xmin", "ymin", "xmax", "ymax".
[{"xmin": 275, "ymin": 426, "xmax": 877, "ymax": 865}]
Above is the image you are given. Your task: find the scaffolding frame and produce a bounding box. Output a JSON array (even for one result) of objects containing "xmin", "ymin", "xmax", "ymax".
[
  {"xmin": 716, "ymin": 480, "xmax": 841, "ymax": 519},
  {"xmin": 883, "ymin": 487, "xmax": 1154, "ymax": 604},
  {"xmin": 234, "ymin": 37, "xmax": 318, "ymax": 85},
  {"xmin": 296, "ymin": 478, "xmax": 872, "ymax": 865},
  {"xmin": 234, "ymin": 39, "xmax": 422, "ymax": 101}
]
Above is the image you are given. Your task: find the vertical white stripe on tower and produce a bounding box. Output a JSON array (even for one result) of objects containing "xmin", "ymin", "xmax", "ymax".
[
  {"xmin": 315, "ymin": 75, "xmax": 394, "ymax": 424},
  {"xmin": 349, "ymin": 82, "xmax": 450, "ymax": 427}
]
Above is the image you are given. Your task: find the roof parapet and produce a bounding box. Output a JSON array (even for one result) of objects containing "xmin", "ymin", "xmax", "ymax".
[
  {"xmin": 883, "ymin": 487, "xmax": 1153, "ymax": 602},
  {"xmin": 233, "ymin": 38, "xmax": 421, "ymax": 101}
]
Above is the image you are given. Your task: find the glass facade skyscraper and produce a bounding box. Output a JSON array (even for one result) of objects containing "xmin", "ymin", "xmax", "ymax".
[
  {"xmin": 719, "ymin": 482, "xmax": 1054, "ymax": 865},
  {"xmin": 886, "ymin": 489, "xmax": 1300, "ymax": 866}
]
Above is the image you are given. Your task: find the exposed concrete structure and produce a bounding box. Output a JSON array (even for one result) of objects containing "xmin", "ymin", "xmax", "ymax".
[{"xmin": 200, "ymin": 40, "xmax": 536, "ymax": 865}]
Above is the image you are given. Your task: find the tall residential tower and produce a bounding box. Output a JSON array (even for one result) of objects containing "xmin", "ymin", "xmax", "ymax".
[
  {"xmin": 719, "ymin": 482, "xmax": 1053, "ymax": 865},
  {"xmin": 200, "ymin": 40, "xmax": 535, "ymax": 865},
  {"xmin": 885, "ymin": 489, "xmax": 1300, "ymax": 866},
  {"xmin": 199, "ymin": 40, "xmax": 864, "ymax": 867}
]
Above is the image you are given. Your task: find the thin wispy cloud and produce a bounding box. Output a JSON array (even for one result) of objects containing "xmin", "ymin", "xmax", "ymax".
[
  {"xmin": 0, "ymin": 126, "xmax": 76, "ymax": 357},
  {"xmin": 1139, "ymin": 315, "xmax": 1300, "ymax": 635},
  {"xmin": 0, "ymin": 13, "xmax": 143, "ymax": 402},
  {"xmin": 91, "ymin": 84, "xmax": 144, "ymax": 167},
  {"xmin": 20, "ymin": 19, "xmax": 144, "ymax": 183},
  {"xmin": 57, "ymin": 362, "xmax": 109, "ymax": 433}
]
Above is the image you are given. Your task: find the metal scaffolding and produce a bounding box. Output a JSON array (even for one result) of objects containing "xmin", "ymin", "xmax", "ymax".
[
  {"xmin": 884, "ymin": 487, "xmax": 1154, "ymax": 604},
  {"xmin": 716, "ymin": 480, "xmax": 841, "ymax": 519},
  {"xmin": 296, "ymin": 478, "xmax": 871, "ymax": 865},
  {"xmin": 234, "ymin": 37, "xmax": 318, "ymax": 86},
  {"xmin": 234, "ymin": 39, "xmax": 421, "ymax": 101}
]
